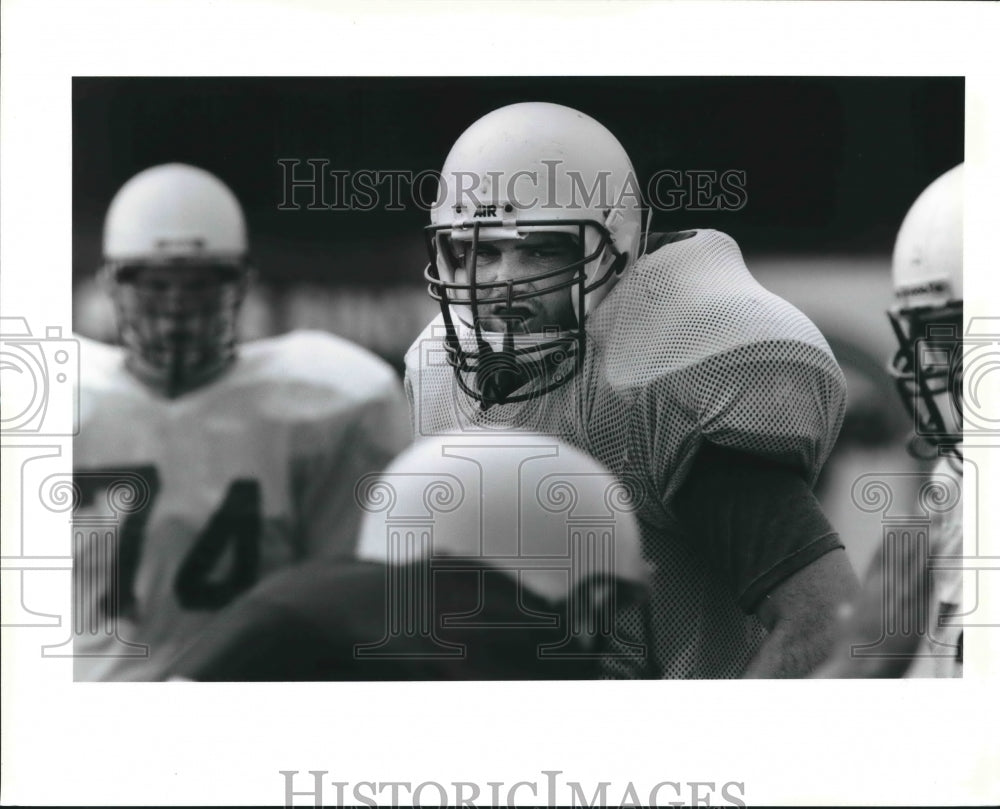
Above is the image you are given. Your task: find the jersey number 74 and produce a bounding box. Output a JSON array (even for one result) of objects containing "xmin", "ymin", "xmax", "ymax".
[{"xmin": 74, "ymin": 467, "xmax": 261, "ymax": 620}]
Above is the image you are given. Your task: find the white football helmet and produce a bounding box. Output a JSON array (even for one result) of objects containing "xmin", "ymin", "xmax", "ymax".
[
  {"xmin": 101, "ymin": 163, "xmax": 251, "ymax": 396},
  {"xmin": 424, "ymin": 102, "xmax": 644, "ymax": 407},
  {"xmin": 888, "ymin": 163, "xmax": 963, "ymax": 454},
  {"xmin": 355, "ymin": 432, "xmax": 647, "ymax": 609}
]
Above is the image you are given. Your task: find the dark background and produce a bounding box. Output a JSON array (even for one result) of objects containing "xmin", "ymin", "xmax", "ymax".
[{"xmin": 73, "ymin": 76, "xmax": 963, "ymax": 286}]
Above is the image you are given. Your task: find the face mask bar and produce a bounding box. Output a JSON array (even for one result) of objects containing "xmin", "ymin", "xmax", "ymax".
[
  {"xmin": 887, "ymin": 302, "xmax": 964, "ymax": 461},
  {"xmin": 106, "ymin": 260, "xmax": 249, "ymax": 397},
  {"xmin": 423, "ymin": 218, "xmax": 621, "ymax": 408}
]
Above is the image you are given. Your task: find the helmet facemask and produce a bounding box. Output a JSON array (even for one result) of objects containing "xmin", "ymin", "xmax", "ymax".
[
  {"xmin": 424, "ymin": 217, "xmax": 625, "ymax": 409},
  {"xmin": 104, "ymin": 259, "xmax": 250, "ymax": 398},
  {"xmin": 423, "ymin": 102, "xmax": 643, "ymax": 411},
  {"xmin": 888, "ymin": 301, "xmax": 964, "ymax": 459}
]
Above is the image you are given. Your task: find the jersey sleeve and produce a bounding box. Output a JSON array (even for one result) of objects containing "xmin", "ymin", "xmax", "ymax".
[
  {"xmin": 677, "ymin": 234, "xmax": 847, "ymax": 482},
  {"xmin": 672, "ymin": 442, "xmax": 845, "ymax": 612},
  {"xmin": 691, "ymin": 337, "xmax": 847, "ymax": 483},
  {"xmin": 606, "ymin": 230, "xmax": 848, "ymax": 493}
]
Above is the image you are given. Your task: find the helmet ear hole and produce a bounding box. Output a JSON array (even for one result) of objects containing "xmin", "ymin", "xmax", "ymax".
[{"xmin": 611, "ymin": 252, "xmax": 629, "ymax": 276}]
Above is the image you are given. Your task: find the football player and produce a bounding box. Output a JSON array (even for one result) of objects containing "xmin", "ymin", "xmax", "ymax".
[
  {"xmin": 814, "ymin": 164, "xmax": 964, "ymax": 678},
  {"xmin": 71, "ymin": 163, "xmax": 411, "ymax": 680},
  {"xmin": 408, "ymin": 102, "xmax": 859, "ymax": 678},
  {"xmin": 165, "ymin": 432, "xmax": 649, "ymax": 680}
]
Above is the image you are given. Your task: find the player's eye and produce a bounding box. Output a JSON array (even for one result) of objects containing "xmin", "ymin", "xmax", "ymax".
[
  {"xmin": 529, "ymin": 247, "xmax": 573, "ymax": 259},
  {"xmin": 116, "ymin": 266, "xmax": 144, "ymax": 284},
  {"xmin": 469, "ymin": 245, "xmax": 500, "ymax": 264},
  {"xmin": 443, "ymin": 242, "xmax": 470, "ymax": 268}
]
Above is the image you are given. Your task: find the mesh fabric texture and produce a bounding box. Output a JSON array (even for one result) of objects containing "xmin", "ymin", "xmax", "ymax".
[{"xmin": 405, "ymin": 229, "xmax": 847, "ymax": 677}]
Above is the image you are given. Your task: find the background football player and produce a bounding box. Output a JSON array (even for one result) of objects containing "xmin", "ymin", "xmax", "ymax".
[
  {"xmin": 165, "ymin": 432, "xmax": 649, "ymax": 680},
  {"xmin": 814, "ymin": 164, "xmax": 964, "ymax": 678},
  {"xmin": 409, "ymin": 102, "xmax": 859, "ymax": 678},
  {"xmin": 72, "ymin": 163, "xmax": 411, "ymax": 680}
]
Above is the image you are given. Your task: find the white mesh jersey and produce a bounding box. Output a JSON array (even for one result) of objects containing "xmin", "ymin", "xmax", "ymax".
[
  {"xmin": 73, "ymin": 330, "xmax": 411, "ymax": 681},
  {"xmin": 406, "ymin": 229, "xmax": 847, "ymax": 678},
  {"xmin": 907, "ymin": 457, "xmax": 963, "ymax": 678}
]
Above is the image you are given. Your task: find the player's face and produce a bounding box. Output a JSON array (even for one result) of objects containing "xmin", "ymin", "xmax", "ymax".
[
  {"xmin": 119, "ymin": 264, "xmax": 237, "ymax": 339},
  {"xmin": 452, "ymin": 232, "xmax": 580, "ymax": 334},
  {"xmin": 113, "ymin": 263, "xmax": 244, "ymax": 392}
]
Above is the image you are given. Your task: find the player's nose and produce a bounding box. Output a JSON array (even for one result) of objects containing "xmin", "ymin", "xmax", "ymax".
[
  {"xmin": 157, "ymin": 282, "xmax": 199, "ymax": 317},
  {"xmin": 160, "ymin": 285, "xmax": 186, "ymax": 311},
  {"xmin": 477, "ymin": 250, "xmax": 525, "ymax": 287}
]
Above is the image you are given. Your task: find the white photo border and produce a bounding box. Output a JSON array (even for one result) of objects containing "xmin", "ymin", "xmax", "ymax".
[{"xmin": 2, "ymin": 1, "xmax": 998, "ymax": 806}]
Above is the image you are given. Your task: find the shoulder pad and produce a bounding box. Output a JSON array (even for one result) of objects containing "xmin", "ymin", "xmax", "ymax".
[
  {"xmin": 229, "ymin": 331, "xmax": 405, "ymax": 425},
  {"xmin": 78, "ymin": 335, "xmax": 129, "ymax": 392},
  {"xmin": 403, "ymin": 313, "xmax": 447, "ymax": 369},
  {"xmin": 241, "ymin": 330, "xmax": 399, "ymax": 401},
  {"xmin": 594, "ymin": 230, "xmax": 847, "ymax": 481},
  {"xmin": 598, "ymin": 229, "xmax": 837, "ymax": 389}
]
